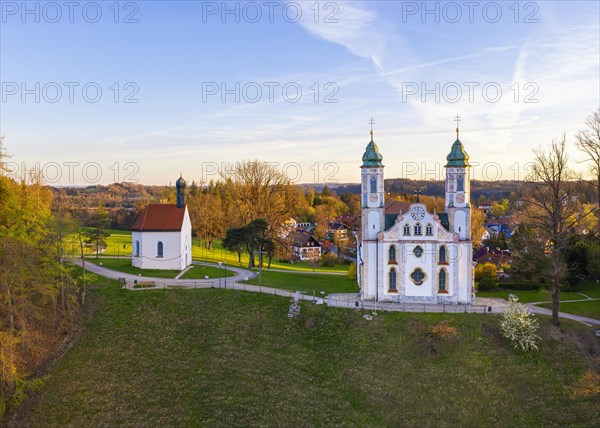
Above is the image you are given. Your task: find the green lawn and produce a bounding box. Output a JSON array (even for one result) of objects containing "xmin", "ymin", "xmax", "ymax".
[
  {"xmin": 179, "ymin": 265, "xmax": 235, "ymax": 279},
  {"xmin": 538, "ymin": 300, "xmax": 600, "ymax": 320},
  {"xmin": 476, "ymin": 289, "xmax": 584, "ymax": 303},
  {"xmin": 192, "ymin": 238, "xmax": 350, "ymax": 273},
  {"xmin": 61, "ymin": 229, "xmax": 133, "ymax": 258},
  {"xmin": 87, "ymin": 258, "xmax": 181, "ymax": 279},
  {"xmin": 243, "ymin": 270, "xmax": 358, "ymax": 295},
  {"xmin": 15, "ymin": 275, "xmax": 600, "ymax": 427},
  {"xmin": 99, "ymin": 231, "xmax": 350, "ymax": 273},
  {"xmin": 88, "ymin": 258, "xmax": 233, "ymax": 280},
  {"xmin": 574, "ymin": 281, "xmax": 600, "ymax": 298}
]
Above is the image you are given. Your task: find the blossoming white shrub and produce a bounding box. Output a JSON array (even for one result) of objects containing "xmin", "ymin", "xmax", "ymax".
[{"xmin": 500, "ymin": 296, "xmax": 540, "ymax": 352}]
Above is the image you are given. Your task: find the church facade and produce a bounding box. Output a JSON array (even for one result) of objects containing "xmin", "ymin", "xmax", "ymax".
[{"xmin": 357, "ymin": 128, "xmax": 474, "ymax": 304}]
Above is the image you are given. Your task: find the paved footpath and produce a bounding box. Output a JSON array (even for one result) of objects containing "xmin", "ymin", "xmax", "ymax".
[
  {"xmin": 525, "ymin": 303, "xmax": 600, "ymax": 326},
  {"xmin": 77, "ymin": 259, "xmax": 600, "ymax": 324},
  {"xmin": 77, "ymin": 259, "xmax": 256, "ymax": 286}
]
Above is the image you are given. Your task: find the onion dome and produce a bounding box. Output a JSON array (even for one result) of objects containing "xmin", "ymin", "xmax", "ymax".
[
  {"xmin": 446, "ymin": 128, "xmax": 470, "ymax": 167},
  {"xmin": 361, "ymin": 130, "xmax": 384, "ymax": 168},
  {"xmin": 176, "ymin": 174, "xmax": 186, "ymax": 189}
]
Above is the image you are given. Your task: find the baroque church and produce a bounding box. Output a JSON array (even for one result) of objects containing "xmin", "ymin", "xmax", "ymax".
[{"xmin": 357, "ymin": 125, "xmax": 474, "ymax": 304}]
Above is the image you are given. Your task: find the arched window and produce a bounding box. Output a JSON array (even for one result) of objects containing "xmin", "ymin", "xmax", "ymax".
[
  {"xmin": 457, "ymin": 175, "xmax": 464, "ymax": 192},
  {"xmin": 135, "ymin": 241, "xmax": 140, "ymax": 257},
  {"xmin": 389, "ymin": 245, "xmax": 396, "ymax": 262},
  {"xmin": 425, "ymin": 224, "xmax": 433, "ymax": 236},
  {"xmin": 439, "ymin": 245, "xmax": 447, "ymax": 263},
  {"xmin": 403, "ymin": 224, "xmax": 411, "ymax": 236},
  {"xmin": 370, "ymin": 176, "xmax": 377, "ymax": 193},
  {"xmin": 157, "ymin": 241, "xmax": 164, "ymax": 257},
  {"xmin": 414, "ymin": 223, "xmax": 422, "ymax": 236},
  {"xmin": 439, "ymin": 269, "xmax": 447, "ymax": 292},
  {"xmin": 389, "ymin": 268, "xmax": 397, "ymax": 292}
]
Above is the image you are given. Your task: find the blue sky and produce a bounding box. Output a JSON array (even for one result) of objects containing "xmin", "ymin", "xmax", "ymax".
[{"xmin": 1, "ymin": 0, "xmax": 599, "ymax": 185}]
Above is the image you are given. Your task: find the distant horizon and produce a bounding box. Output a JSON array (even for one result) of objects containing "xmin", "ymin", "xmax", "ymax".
[{"xmin": 42, "ymin": 176, "xmax": 597, "ymax": 191}]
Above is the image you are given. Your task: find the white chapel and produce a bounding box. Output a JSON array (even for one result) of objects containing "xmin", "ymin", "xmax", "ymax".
[
  {"xmin": 131, "ymin": 176, "xmax": 192, "ymax": 270},
  {"xmin": 357, "ymin": 125, "xmax": 474, "ymax": 304}
]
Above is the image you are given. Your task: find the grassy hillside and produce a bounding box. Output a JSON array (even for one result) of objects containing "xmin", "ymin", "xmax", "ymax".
[{"xmin": 13, "ymin": 278, "xmax": 600, "ymax": 427}]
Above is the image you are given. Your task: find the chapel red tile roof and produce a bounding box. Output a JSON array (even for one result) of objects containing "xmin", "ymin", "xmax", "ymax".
[{"xmin": 131, "ymin": 204, "xmax": 186, "ymax": 232}]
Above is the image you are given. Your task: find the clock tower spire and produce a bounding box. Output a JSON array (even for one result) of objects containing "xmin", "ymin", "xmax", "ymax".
[
  {"xmin": 444, "ymin": 117, "xmax": 471, "ymax": 240},
  {"xmin": 359, "ymin": 118, "xmax": 385, "ymax": 301}
]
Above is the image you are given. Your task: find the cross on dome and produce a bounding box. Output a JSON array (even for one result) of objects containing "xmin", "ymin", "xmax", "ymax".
[{"xmin": 455, "ymin": 114, "xmax": 461, "ymax": 139}]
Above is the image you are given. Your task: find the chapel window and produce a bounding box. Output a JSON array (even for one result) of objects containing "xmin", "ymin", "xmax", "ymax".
[
  {"xmin": 410, "ymin": 268, "xmax": 425, "ymax": 285},
  {"xmin": 425, "ymin": 224, "xmax": 433, "ymax": 236},
  {"xmin": 370, "ymin": 176, "xmax": 377, "ymax": 193},
  {"xmin": 389, "ymin": 268, "xmax": 397, "ymax": 292},
  {"xmin": 413, "ymin": 246, "xmax": 424, "ymax": 258},
  {"xmin": 439, "ymin": 269, "xmax": 447, "ymax": 292},
  {"xmin": 439, "ymin": 246, "xmax": 447, "ymax": 263},
  {"xmin": 414, "ymin": 223, "xmax": 422, "ymax": 236},
  {"xmin": 389, "ymin": 245, "xmax": 396, "ymax": 263}
]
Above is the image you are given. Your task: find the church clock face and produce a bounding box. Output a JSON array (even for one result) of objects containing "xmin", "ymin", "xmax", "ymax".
[
  {"xmin": 411, "ymin": 206, "xmax": 425, "ymax": 221},
  {"xmin": 456, "ymin": 194, "xmax": 465, "ymax": 204}
]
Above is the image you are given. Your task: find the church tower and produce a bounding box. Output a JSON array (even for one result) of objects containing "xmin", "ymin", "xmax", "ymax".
[
  {"xmin": 444, "ymin": 123, "xmax": 471, "ymax": 240},
  {"xmin": 360, "ymin": 126, "xmax": 384, "ymax": 300},
  {"xmin": 176, "ymin": 174, "xmax": 186, "ymax": 208}
]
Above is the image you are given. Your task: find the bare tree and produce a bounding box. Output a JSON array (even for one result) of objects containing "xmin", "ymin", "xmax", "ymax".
[
  {"xmin": 522, "ymin": 136, "xmax": 592, "ymax": 325},
  {"xmin": 575, "ymin": 109, "xmax": 600, "ymax": 230},
  {"xmin": 0, "ymin": 135, "xmax": 12, "ymax": 175}
]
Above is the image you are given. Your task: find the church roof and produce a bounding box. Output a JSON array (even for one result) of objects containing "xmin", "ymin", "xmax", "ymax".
[
  {"xmin": 382, "ymin": 199, "xmax": 450, "ymax": 231},
  {"xmin": 361, "ymin": 131, "xmax": 384, "ymax": 168},
  {"xmin": 446, "ymin": 138, "xmax": 470, "ymax": 167},
  {"xmin": 384, "ymin": 199, "xmax": 411, "ymax": 215},
  {"xmin": 384, "ymin": 199, "xmax": 411, "ymax": 231},
  {"xmin": 438, "ymin": 213, "xmax": 450, "ymax": 231},
  {"xmin": 131, "ymin": 204, "xmax": 186, "ymax": 232}
]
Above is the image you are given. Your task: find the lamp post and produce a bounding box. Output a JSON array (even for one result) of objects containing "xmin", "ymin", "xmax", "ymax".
[{"xmin": 218, "ymin": 261, "xmax": 224, "ymax": 288}]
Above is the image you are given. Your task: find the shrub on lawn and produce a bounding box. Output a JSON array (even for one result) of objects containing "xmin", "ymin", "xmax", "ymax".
[
  {"xmin": 475, "ymin": 263, "xmax": 497, "ymax": 281},
  {"xmin": 347, "ymin": 262, "xmax": 357, "ymax": 280},
  {"xmin": 321, "ymin": 253, "xmax": 338, "ymax": 267},
  {"xmin": 498, "ymin": 282, "xmax": 542, "ymax": 291},
  {"xmin": 500, "ymin": 296, "xmax": 540, "ymax": 352},
  {"xmin": 477, "ymin": 277, "xmax": 499, "ymax": 292}
]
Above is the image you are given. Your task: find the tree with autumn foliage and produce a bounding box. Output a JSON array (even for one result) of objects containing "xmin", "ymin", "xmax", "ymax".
[{"xmin": 0, "ymin": 138, "xmax": 82, "ymax": 417}]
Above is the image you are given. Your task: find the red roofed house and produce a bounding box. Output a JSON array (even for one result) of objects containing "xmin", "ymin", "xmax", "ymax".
[{"xmin": 131, "ymin": 176, "xmax": 192, "ymax": 270}]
